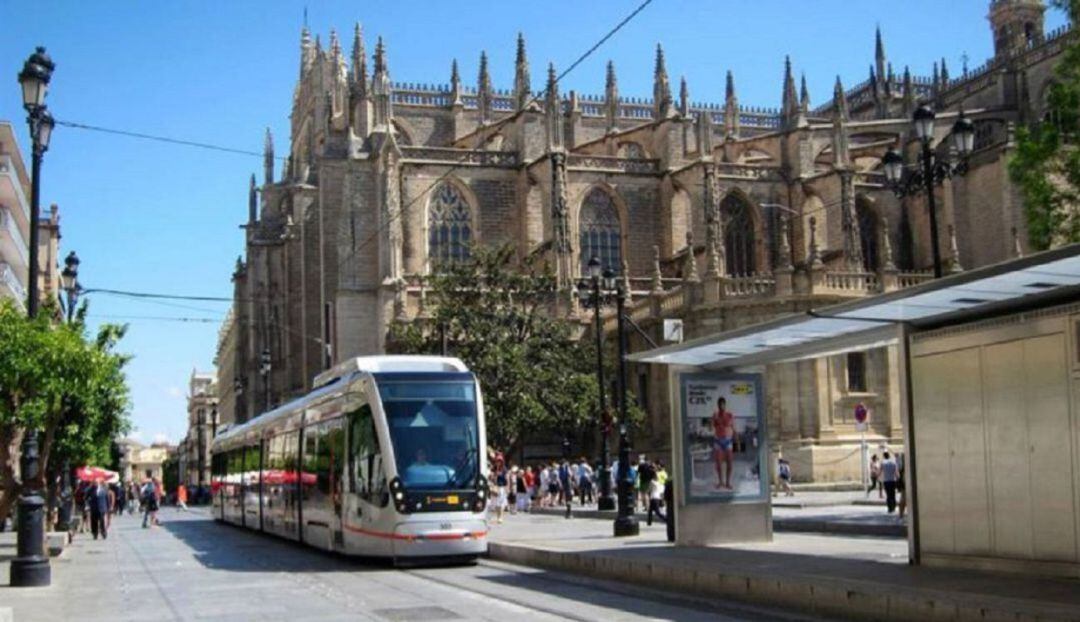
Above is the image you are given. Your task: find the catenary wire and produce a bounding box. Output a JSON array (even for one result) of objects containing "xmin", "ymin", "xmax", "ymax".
[{"xmin": 53, "ymin": 120, "xmax": 288, "ymax": 161}]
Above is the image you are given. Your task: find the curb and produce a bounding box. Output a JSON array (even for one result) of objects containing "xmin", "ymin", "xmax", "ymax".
[{"xmin": 487, "ymin": 542, "xmax": 1080, "ymax": 621}]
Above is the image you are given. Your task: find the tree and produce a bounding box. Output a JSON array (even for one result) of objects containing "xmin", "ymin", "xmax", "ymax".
[
  {"xmin": 388, "ymin": 244, "xmax": 641, "ymax": 455},
  {"xmin": 1009, "ymin": 0, "xmax": 1080, "ymax": 249},
  {"xmin": 0, "ymin": 299, "xmax": 131, "ymax": 524}
]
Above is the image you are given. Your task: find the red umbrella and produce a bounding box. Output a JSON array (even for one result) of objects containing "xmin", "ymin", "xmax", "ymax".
[{"xmin": 76, "ymin": 466, "xmax": 120, "ymax": 484}]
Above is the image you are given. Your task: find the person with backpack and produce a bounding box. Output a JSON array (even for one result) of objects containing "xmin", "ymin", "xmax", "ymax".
[
  {"xmin": 636, "ymin": 456, "xmax": 656, "ymax": 512},
  {"xmin": 141, "ymin": 478, "xmax": 159, "ymax": 528},
  {"xmin": 646, "ymin": 473, "xmax": 666, "ymax": 526},
  {"xmin": 777, "ymin": 458, "xmax": 794, "ymax": 497}
]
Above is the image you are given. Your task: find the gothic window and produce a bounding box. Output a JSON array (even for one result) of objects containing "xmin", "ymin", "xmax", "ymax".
[
  {"xmin": 856, "ymin": 199, "xmax": 880, "ymax": 272},
  {"xmin": 428, "ymin": 182, "xmax": 472, "ymax": 271},
  {"xmin": 618, "ymin": 142, "xmax": 646, "ymax": 159},
  {"xmin": 722, "ymin": 194, "xmax": 756, "ymax": 276},
  {"xmin": 579, "ymin": 188, "xmax": 622, "ymax": 275}
]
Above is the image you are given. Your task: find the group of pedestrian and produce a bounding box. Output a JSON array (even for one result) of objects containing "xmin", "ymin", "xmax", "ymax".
[
  {"xmin": 72, "ymin": 476, "xmax": 164, "ymax": 538},
  {"xmin": 486, "ymin": 452, "xmax": 669, "ymax": 526}
]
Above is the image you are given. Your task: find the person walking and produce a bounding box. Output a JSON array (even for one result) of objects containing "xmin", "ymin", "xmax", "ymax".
[
  {"xmin": 576, "ymin": 458, "xmax": 594, "ymax": 506},
  {"xmin": 636, "ymin": 456, "xmax": 655, "ymax": 512},
  {"xmin": 140, "ymin": 478, "xmax": 158, "ymax": 528},
  {"xmin": 87, "ymin": 477, "xmax": 110, "ymax": 540},
  {"xmin": 867, "ymin": 454, "xmax": 882, "ymax": 498},
  {"xmin": 880, "ymin": 451, "xmax": 900, "ymax": 514},
  {"xmin": 646, "ymin": 473, "xmax": 666, "ymax": 526},
  {"xmin": 177, "ymin": 483, "xmax": 189, "ymax": 511},
  {"xmin": 777, "ymin": 458, "xmax": 794, "ymax": 497},
  {"xmin": 115, "ymin": 483, "xmax": 126, "ymax": 520}
]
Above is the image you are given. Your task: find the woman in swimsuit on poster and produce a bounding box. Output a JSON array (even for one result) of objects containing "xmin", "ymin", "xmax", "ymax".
[{"xmin": 712, "ymin": 397, "xmax": 735, "ymax": 490}]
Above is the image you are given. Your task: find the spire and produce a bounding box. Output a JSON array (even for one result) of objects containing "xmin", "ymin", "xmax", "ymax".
[
  {"xmin": 653, "ymin": 43, "xmax": 673, "ymax": 119},
  {"xmin": 832, "ymin": 76, "xmax": 850, "ymax": 169},
  {"xmin": 248, "ymin": 174, "xmax": 257, "ymax": 223},
  {"xmin": 902, "ymin": 66, "xmax": 914, "ymax": 116},
  {"xmin": 886, "ymin": 62, "xmax": 895, "ymax": 96},
  {"xmin": 372, "ymin": 36, "xmax": 393, "ymax": 128},
  {"xmin": 300, "ymin": 24, "xmax": 314, "ymax": 77},
  {"xmin": 650, "ymin": 245, "xmax": 663, "ymax": 292},
  {"xmin": 604, "ymin": 61, "xmax": 619, "ymax": 133},
  {"xmin": 679, "ymin": 76, "xmax": 690, "ymax": 117},
  {"xmin": 932, "ymin": 61, "xmax": 940, "ymax": 96},
  {"xmin": 513, "ymin": 33, "xmax": 531, "ymax": 111},
  {"xmin": 875, "ymin": 25, "xmax": 886, "ymax": 84},
  {"xmin": 947, "ymin": 224, "xmax": 963, "ymax": 273},
  {"xmin": 800, "ymin": 73, "xmax": 810, "ymax": 113},
  {"xmin": 545, "ymin": 63, "xmax": 563, "ymax": 149},
  {"xmin": 351, "ymin": 23, "xmax": 368, "ymax": 97},
  {"xmin": 329, "ymin": 28, "xmax": 341, "ymax": 60},
  {"xmin": 263, "ymin": 128, "xmax": 274, "ymax": 185},
  {"xmin": 683, "ymin": 231, "xmax": 700, "ymax": 284},
  {"xmin": 940, "ymin": 57, "xmax": 950, "ymax": 87},
  {"xmin": 478, "ymin": 51, "xmax": 493, "ymax": 124},
  {"xmin": 723, "ymin": 70, "xmax": 739, "ymax": 138},
  {"xmin": 449, "ymin": 59, "xmax": 462, "ymax": 106},
  {"xmin": 781, "ymin": 56, "xmax": 799, "ymax": 128}
]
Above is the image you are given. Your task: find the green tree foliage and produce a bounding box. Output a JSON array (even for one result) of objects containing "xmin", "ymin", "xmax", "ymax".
[
  {"xmin": 388, "ymin": 245, "xmax": 640, "ymax": 454},
  {"xmin": 0, "ymin": 299, "xmax": 131, "ymax": 523},
  {"xmin": 1009, "ymin": 0, "xmax": 1080, "ymax": 249}
]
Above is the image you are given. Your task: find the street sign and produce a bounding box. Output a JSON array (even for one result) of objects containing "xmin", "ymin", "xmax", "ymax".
[
  {"xmin": 854, "ymin": 402, "xmax": 869, "ymax": 431},
  {"xmin": 663, "ymin": 319, "xmax": 683, "ymax": 343}
]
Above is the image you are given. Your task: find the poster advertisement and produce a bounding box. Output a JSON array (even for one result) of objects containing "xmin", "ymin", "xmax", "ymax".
[{"xmin": 679, "ymin": 372, "xmax": 767, "ymax": 502}]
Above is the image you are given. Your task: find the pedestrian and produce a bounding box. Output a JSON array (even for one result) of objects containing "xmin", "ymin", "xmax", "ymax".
[
  {"xmin": 75, "ymin": 482, "xmax": 90, "ymax": 534},
  {"xmin": 127, "ymin": 482, "xmax": 138, "ymax": 515},
  {"xmin": 141, "ymin": 478, "xmax": 158, "ymax": 528},
  {"xmin": 115, "ymin": 483, "xmax": 126, "ymax": 520},
  {"xmin": 897, "ymin": 453, "xmax": 907, "ymax": 518},
  {"xmin": 491, "ymin": 458, "xmax": 508, "ymax": 524},
  {"xmin": 880, "ymin": 451, "xmax": 900, "ymax": 514},
  {"xmin": 507, "ymin": 465, "xmax": 519, "ymax": 515},
  {"xmin": 523, "ymin": 465, "xmax": 536, "ymax": 512},
  {"xmin": 87, "ymin": 477, "xmax": 110, "ymax": 540},
  {"xmin": 514, "ymin": 466, "xmax": 529, "ymax": 513},
  {"xmin": 636, "ymin": 455, "xmax": 655, "ymax": 512},
  {"xmin": 557, "ymin": 460, "xmax": 572, "ymax": 507},
  {"xmin": 177, "ymin": 483, "xmax": 188, "ymax": 511},
  {"xmin": 547, "ymin": 462, "xmax": 562, "ymax": 507},
  {"xmin": 576, "ymin": 457, "xmax": 594, "ymax": 506},
  {"xmin": 105, "ymin": 483, "xmax": 117, "ymax": 530},
  {"xmin": 867, "ymin": 454, "xmax": 882, "ymax": 498},
  {"xmin": 646, "ymin": 474, "xmax": 666, "ymax": 526},
  {"xmin": 777, "ymin": 458, "xmax": 794, "ymax": 497}
]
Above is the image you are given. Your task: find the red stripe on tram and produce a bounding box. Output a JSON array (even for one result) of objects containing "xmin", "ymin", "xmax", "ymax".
[{"xmin": 342, "ymin": 523, "xmax": 487, "ymax": 541}]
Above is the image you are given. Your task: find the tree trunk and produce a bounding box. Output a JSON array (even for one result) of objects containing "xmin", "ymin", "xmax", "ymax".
[{"xmin": 0, "ymin": 424, "xmax": 25, "ymax": 528}]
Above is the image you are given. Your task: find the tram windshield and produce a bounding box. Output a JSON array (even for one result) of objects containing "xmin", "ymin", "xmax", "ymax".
[{"xmin": 376, "ymin": 376, "xmax": 480, "ymax": 491}]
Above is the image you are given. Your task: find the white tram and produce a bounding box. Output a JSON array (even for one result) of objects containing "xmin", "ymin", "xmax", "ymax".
[{"xmin": 210, "ymin": 356, "xmax": 489, "ymax": 562}]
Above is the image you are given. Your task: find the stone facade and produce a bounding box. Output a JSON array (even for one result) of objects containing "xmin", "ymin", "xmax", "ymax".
[
  {"xmin": 220, "ymin": 2, "xmax": 1073, "ymax": 481},
  {"xmin": 178, "ymin": 370, "xmax": 218, "ymax": 488}
]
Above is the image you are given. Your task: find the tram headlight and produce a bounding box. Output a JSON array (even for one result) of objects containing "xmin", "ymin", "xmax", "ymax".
[{"xmin": 394, "ymin": 491, "xmax": 404, "ymax": 501}]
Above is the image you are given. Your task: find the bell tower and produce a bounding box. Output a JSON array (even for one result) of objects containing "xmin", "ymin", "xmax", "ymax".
[{"xmin": 989, "ymin": 0, "xmax": 1046, "ymax": 59}]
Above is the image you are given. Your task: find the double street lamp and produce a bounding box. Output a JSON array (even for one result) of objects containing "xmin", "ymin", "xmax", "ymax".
[
  {"xmin": 577, "ymin": 257, "xmax": 615, "ymax": 512},
  {"xmin": 577, "ymin": 257, "xmax": 639, "ymax": 536},
  {"xmin": 882, "ymin": 105, "xmax": 975, "ymax": 278},
  {"xmin": 10, "ymin": 46, "xmax": 56, "ymax": 589},
  {"xmin": 54, "ymin": 252, "xmax": 80, "ymax": 534}
]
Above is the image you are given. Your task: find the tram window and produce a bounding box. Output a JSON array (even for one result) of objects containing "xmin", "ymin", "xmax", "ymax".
[
  {"xmin": 324, "ymin": 420, "xmax": 345, "ymax": 510},
  {"xmin": 244, "ymin": 444, "xmax": 260, "ymax": 485},
  {"xmin": 348, "ymin": 405, "xmax": 386, "ymax": 503}
]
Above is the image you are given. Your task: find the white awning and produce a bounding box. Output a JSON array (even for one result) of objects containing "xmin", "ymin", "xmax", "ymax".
[{"xmin": 630, "ymin": 244, "xmax": 1080, "ymax": 369}]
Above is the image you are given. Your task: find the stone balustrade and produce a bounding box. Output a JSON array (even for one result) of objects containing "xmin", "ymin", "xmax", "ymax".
[
  {"xmin": 400, "ymin": 146, "xmax": 519, "ymax": 168},
  {"xmin": 565, "ymin": 154, "xmax": 660, "ymax": 174},
  {"xmin": 723, "ymin": 274, "xmax": 776, "ymax": 297},
  {"xmin": 896, "ymin": 271, "xmax": 934, "ymax": 289}
]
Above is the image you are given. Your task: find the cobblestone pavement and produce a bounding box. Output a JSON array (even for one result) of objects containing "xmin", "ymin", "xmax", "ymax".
[{"xmin": 0, "ymin": 509, "xmax": 823, "ymax": 622}]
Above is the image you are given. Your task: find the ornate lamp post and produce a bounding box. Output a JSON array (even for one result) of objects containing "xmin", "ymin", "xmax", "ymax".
[
  {"xmin": 10, "ymin": 45, "xmax": 56, "ymax": 589},
  {"xmin": 259, "ymin": 348, "xmax": 272, "ymax": 412},
  {"xmin": 54, "ymin": 252, "xmax": 80, "ymax": 533},
  {"xmin": 577, "ymin": 256, "xmax": 614, "ymax": 511},
  {"xmin": 610, "ymin": 269, "xmax": 639, "ymax": 537},
  {"xmin": 882, "ymin": 105, "xmax": 975, "ymax": 278}
]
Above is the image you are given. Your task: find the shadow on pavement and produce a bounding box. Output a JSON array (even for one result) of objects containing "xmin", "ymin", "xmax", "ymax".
[{"xmin": 158, "ymin": 514, "xmax": 391, "ymax": 573}]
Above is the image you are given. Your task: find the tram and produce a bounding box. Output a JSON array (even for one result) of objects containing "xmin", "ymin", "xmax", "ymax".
[{"xmin": 210, "ymin": 356, "xmax": 489, "ymax": 562}]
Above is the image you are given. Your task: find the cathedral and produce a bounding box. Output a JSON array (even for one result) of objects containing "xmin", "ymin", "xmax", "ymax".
[{"xmin": 217, "ymin": 0, "xmax": 1072, "ymax": 480}]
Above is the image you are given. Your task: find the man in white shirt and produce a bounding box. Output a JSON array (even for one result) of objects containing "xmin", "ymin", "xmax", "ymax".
[{"xmin": 880, "ymin": 451, "xmax": 900, "ymax": 514}]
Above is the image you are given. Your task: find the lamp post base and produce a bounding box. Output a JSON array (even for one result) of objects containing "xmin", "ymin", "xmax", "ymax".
[
  {"xmin": 596, "ymin": 495, "xmax": 616, "ymax": 511},
  {"xmin": 9, "ymin": 493, "xmax": 51, "ymax": 587},
  {"xmin": 613, "ymin": 515, "xmax": 639, "ymax": 537}
]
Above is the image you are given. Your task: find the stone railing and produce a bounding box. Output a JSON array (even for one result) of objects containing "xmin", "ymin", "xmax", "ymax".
[
  {"xmin": 400, "ymin": 147, "xmax": 518, "ymax": 168},
  {"xmin": 897, "ymin": 271, "xmax": 934, "ymax": 289},
  {"xmin": 818, "ymin": 271, "xmax": 879, "ymax": 295},
  {"xmin": 0, "ymin": 261, "xmax": 26, "ymax": 307},
  {"xmin": 566, "ymin": 154, "xmax": 660, "ymax": 174},
  {"xmin": 714, "ymin": 162, "xmax": 778, "ymax": 180},
  {"xmin": 724, "ymin": 274, "xmax": 776, "ymax": 297}
]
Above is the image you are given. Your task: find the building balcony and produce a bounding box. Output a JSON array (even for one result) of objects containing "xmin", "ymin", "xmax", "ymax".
[
  {"xmin": 0, "ymin": 206, "xmax": 29, "ymax": 267},
  {"xmin": 0, "ymin": 154, "xmax": 31, "ymax": 224},
  {"xmin": 0, "ymin": 261, "xmax": 27, "ymax": 311}
]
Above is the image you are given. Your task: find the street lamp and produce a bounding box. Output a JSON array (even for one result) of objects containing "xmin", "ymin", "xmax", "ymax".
[
  {"xmin": 882, "ymin": 105, "xmax": 975, "ymax": 278},
  {"xmin": 576, "ymin": 256, "xmax": 615, "ymax": 511},
  {"xmin": 54, "ymin": 251, "xmax": 80, "ymax": 534},
  {"xmin": 10, "ymin": 45, "xmax": 56, "ymax": 589},
  {"xmin": 611, "ymin": 272, "xmax": 639, "ymax": 537},
  {"xmin": 259, "ymin": 348, "xmax": 272, "ymax": 412}
]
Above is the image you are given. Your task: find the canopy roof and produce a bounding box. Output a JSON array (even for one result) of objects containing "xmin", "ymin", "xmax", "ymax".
[{"xmin": 630, "ymin": 244, "xmax": 1080, "ymax": 369}]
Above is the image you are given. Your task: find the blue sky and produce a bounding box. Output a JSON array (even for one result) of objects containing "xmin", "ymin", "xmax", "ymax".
[{"xmin": 0, "ymin": 1, "xmax": 1069, "ymax": 445}]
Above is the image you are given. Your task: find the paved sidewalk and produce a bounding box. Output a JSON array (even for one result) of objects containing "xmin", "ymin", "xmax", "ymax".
[{"xmin": 486, "ymin": 514, "xmax": 1080, "ymax": 621}]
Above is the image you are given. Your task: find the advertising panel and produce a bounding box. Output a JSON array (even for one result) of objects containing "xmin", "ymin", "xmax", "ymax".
[{"xmin": 679, "ymin": 372, "xmax": 767, "ymax": 502}]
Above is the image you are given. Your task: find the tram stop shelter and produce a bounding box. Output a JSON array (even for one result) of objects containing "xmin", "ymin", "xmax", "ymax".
[{"xmin": 630, "ymin": 243, "xmax": 1080, "ymax": 578}]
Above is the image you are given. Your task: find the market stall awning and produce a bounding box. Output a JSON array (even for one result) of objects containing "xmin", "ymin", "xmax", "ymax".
[{"xmin": 630, "ymin": 244, "xmax": 1080, "ymax": 369}]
